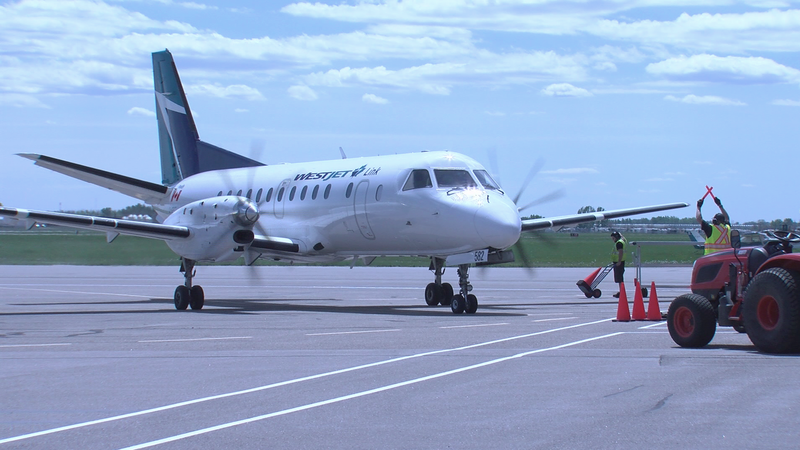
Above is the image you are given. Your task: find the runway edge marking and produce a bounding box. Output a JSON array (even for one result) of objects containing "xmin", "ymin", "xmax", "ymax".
[{"xmin": 0, "ymin": 318, "xmax": 612, "ymax": 445}]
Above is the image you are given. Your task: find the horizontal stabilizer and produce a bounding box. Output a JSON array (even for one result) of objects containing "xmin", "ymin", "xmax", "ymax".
[
  {"xmin": 521, "ymin": 202, "xmax": 689, "ymax": 232},
  {"xmin": 0, "ymin": 206, "xmax": 189, "ymax": 241},
  {"xmin": 18, "ymin": 154, "xmax": 168, "ymax": 204}
]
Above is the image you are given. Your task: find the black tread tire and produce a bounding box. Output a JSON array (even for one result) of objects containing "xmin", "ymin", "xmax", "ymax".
[
  {"xmin": 743, "ymin": 267, "xmax": 800, "ymax": 354},
  {"xmin": 667, "ymin": 293, "xmax": 716, "ymax": 348},
  {"xmin": 425, "ymin": 283, "xmax": 442, "ymax": 306},
  {"xmin": 593, "ymin": 289, "xmax": 602, "ymax": 299},
  {"xmin": 451, "ymin": 294, "xmax": 465, "ymax": 314},
  {"xmin": 174, "ymin": 285, "xmax": 190, "ymax": 311},
  {"xmin": 441, "ymin": 283, "xmax": 454, "ymax": 306},
  {"xmin": 465, "ymin": 294, "xmax": 478, "ymax": 314},
  {"xmin": 190, "ymin": 285, "xmax": 204, "ymax": 310}
]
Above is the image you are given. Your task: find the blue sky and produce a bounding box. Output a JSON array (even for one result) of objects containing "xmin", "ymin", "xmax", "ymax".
[{"xmin": 1, "ymin": 0, "xmax": 798, "ymax": 223}]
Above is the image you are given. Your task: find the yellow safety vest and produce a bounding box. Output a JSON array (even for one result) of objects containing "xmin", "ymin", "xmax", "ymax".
[
  {"xmin": 611, "ymin": 237, "xmax": 627, "ymax": 262},
  {"xmin": 704, "ymin": 224, "xmax": 731, "ymax": 255}
]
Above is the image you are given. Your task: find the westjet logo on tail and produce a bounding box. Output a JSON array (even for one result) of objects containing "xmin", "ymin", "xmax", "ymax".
[{"xmin": 294, "ymin": 164, "xmax": 380, "ymax": 182}]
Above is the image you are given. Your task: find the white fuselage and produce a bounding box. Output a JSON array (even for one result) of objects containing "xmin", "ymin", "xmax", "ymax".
[{"xmin": 155, "ymin": 151, "xmax": 522, "ymax": 261}]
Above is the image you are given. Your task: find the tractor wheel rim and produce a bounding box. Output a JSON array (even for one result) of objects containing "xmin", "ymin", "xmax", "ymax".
[
  {"xmin": 757, "ymin": 295, "xmax": 779, "ymax": 331},
  {"xmin": 674, "ymin": 306, "xmax": 695, "ymax": 338}
]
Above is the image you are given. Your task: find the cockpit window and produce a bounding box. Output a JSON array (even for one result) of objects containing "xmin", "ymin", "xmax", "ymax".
[
  {"xmin": 434, "ymin": 169, "xmax": 477, "ymax": 189},
  {"xmin": 402, "ymin": 169, "xmax": 433, "ymax": 191},
  {"xmin": 474, "ymin": 170, "xmax": 503, "ymax": 192}
]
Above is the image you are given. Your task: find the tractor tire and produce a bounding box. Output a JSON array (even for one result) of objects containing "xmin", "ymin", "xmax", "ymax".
[
  {"xmin": 743, "ymin": 267, "xmax": 800, "ymax": 354},
  {"xmin": 667, "ymin": 293, "xmax": 716, "ymax": 348}
]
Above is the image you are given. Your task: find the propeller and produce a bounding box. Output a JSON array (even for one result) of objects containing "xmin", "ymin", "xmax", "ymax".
[{"xmin": 487, "ymin": 150, "xmax": 564, "ymax": 269}]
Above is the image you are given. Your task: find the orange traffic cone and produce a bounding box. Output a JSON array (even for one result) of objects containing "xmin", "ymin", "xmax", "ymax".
[
  {"xmin": 647, "ymin": 281, "xmax": 662, "ymax": 321},
  {"xmin": 631, "ymin": 278, "xmax": 646, "ymax": 321},
  {"xmin": 614, "ymin": 282, "xmax": 631, "ymax": 322},
  {"xmin": 583, "ymin": 267, "xmax": 602, "ymax": 285}
]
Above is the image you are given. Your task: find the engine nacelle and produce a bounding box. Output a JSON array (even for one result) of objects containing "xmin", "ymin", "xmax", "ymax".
[{"xmin": 162, "ymin": 196, "xmax": 259, "ymax": 262}]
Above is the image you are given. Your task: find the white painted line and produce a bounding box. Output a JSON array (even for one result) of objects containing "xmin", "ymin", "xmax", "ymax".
[
  {"xmin": 0, "ymin": 343, "xmax": 71, "ymax": 348},
  {"xmin": 439, "ymin": 323, "xmax": 508, "ymax": 329},
  {"xmin": 638, "ymin": 322, "xmax": 667, "ymax": 329},
  {"xmin": 138, "ymin": 337, "xmax": 253, "ymax": 343},
  {"xmin": 533, "ymin": 317, "xmax": 577, "ymax": 323},
  {"xmin": 119, "ymin": 332, "xmax": 625, "ymax": 450},
  {"xmin": 0, "ymin": 318, "xmax": 612, "ymax": 446},
  {"xmin": 306, "ymin": 329, "xmax": 401, "ymax": 336},
  {"xmin": 0, "ymin": 286, "xmax": 148, "ymax": 298}
]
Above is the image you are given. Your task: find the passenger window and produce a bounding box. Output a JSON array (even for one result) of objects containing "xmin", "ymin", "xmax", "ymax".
[
  {"xmin": 237, "ymin": 189, "xmax": 243, "ymax": 196},
  {"xmin": 403, "ymin": 169, "xmax": 432, "ymax": 191},
  {"xmin": 277, "ymin": 187, "xmax": 284, "ymax": 202},
  {"xmin": 312, "ymin": 185, "xmax": 319, "ymax": 200},
  {"xmin": 324, "ymin": 184, "xmax": 331, "ymax": 199},
  {"xmin": 246, "ymin": 189, "xmax": 252, "ymax": 199},
  {"xmin": 227, "ymin": 190, "xmax": 233, "ymax": 196},
  {"xmin": 346, "ymin": 183, "xmax": 353, "ymax": 198},
  {"xmin": 289, "ymin": 186, "xmax": 296, "ymax": 201},
  {"xmin": 217, "ymin": 191, "xmax": 223, "ymax": 197},
  {"xmin": 376, "ymin": 184, "xmax": 383, "ymax": 201},
  {"xmin": 301, "ymin": 186, "xmax": 307, "ymax": 201},
  {"xmin": 256, "ymin": 188, "xmax": 263, "ymax": 203},
  {"xmin": 265, "ymin": 188, "xmax": 273, "ymax": 202},
  {"xmin": 434, "ymin": 169, "xmax": 477, "ymax": 188}
]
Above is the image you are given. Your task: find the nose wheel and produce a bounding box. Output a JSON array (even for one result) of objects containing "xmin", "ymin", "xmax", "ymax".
[{"xmin": 175, "ymin": 258, "xmax": 204, "ymax": 310}]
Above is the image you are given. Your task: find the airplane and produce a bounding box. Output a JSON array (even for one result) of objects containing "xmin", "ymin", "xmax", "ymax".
[{"xmin": 0, "ymin": 50, "xmax": 688, "ymax": 314}]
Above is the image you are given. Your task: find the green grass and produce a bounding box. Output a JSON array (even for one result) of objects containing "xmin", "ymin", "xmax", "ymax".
[{"xmin": 0, "ymin": 229, "xmax": 701, "ymax": 266}]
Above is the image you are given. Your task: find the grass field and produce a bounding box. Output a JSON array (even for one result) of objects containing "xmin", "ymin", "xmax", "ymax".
[{"xmin": 0, "ymin": 230, "xmax": 701, "ymax": 267}]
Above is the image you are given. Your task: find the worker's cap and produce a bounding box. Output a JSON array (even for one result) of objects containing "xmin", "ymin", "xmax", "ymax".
[
  {"xmin": 713, "ymin": 213, "xmax": 725, "ymax": 223},
  {"xmin": 610, "ymin": 231, "xmax": 621, "ymax": 239}
]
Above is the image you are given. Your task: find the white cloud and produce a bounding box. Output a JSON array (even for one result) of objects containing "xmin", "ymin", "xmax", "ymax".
[
  {"xmin": 127, "ymin": 106, "xmax": 155, "ymax": 117},
  {"xmin": 542, "ymin": 168, "xmax": 599, "ymax": 175},
  {"xmin": 541, "ymin": 83, "xmax": 593, "ymax": 97},
  {"xmin": 647, "ymin": 55, "xmax": 800, "ymax": 84},
  {"xmin": 288, "ymin": 85, "xmax": 318, "ymax": 101},
  {"xmin": 362, "ymin": 93, "xmax": 388, "ymax": 104},
  {"xmin": 772, "ymin": 99, "xmax": 800, "ymax": 106},
  {"xmin": 665, "ymin": 94, "xmax": 746, "ymax": 106},
  {"xmin": 184, "ymin": 83, "xmax": 265, "ymax": 101},
  {"xmin": 0, "ymin": 93, "xmax": 50, "ymax": 108}
]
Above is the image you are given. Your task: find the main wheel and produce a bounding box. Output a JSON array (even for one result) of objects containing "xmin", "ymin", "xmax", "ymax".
[
  {"xmin": 465, "ymin": 294, "xmax": 478, "ymax": 314},
  {"xmin": 425, "ymin": 283, "xmax": 442, "ymax": 306},
  {"xmin": 190, "ymin": 285, "xmax": 204, "ymax": 310},
  {"xmin": 667, "ymin": 293, "xmax": 716, "ymax": 348},
  {"xmin": 174, "ymin": 285, "xmax": 190, "ymax": 310},
  {"xmin": 441, "ymin": 283, "xmax": 454, "ymax": 306},
  {"xmin": 451, "ymin": 294, "xmax": 465, "ymax": 314},
  {"xmin": 743, "ymin": 268, "xmax": 800, "ymax": 354},
  {"xmin": 593, "ymin": 289, "xmax": 602, "ymax": 298}
]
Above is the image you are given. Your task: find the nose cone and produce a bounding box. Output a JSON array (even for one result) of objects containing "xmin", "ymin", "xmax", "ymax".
[{"xmin": 474, "ymin": 202, "xmax": 521, "ymax": 249}]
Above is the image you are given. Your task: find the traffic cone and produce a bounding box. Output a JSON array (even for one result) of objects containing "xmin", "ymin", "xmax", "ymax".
[
  {"xmin": 614, "ymin": 282, "xmax": 631, "ymax": 322},
  {"xmin": 647, "ymin": 281, "xmax": 662, "ymax": 321},
  {"xmin": 583, "ymin": 267, "xmax": 602, "ymax": 285},
  {"xmin": 631, "ymin": 278, "xmax": 646, "ymax": 321},
  {"xmin": 577, "ymin": 267, "xmax": 602, "ymax": 296}
]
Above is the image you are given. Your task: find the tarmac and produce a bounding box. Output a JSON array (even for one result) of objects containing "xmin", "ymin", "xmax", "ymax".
[{"xmin": 1, "ymin": 265, "xmax": 798, "ymax": 449}]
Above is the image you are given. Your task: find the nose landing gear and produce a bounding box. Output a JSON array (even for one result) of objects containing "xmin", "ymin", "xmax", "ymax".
[{"xmin": 174, "ymin": 258, "xmax": 204, "ymax": 310}]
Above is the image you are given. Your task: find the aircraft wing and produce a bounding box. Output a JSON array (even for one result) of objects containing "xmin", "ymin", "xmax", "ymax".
[
  {"xmin": 18, "ymin": 154, "xmax": 169, "ymax": 205},
  {"xmin": 521, "ymin": 202, "xmax": 689, "ymax": 232},
  {"xmin": 0, "ymin": 207, "xmax": 189, "ymax": 241}
]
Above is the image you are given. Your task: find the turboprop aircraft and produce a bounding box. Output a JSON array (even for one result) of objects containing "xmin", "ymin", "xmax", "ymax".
[{"xmin": 0, "ymin": 50, "xmax": 688, "ymax": 314}]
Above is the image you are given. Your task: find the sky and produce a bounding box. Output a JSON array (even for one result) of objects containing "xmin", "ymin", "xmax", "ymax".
[{"xmin": 1, "ymin": 0, "xmax": 798, "ymax": 224}]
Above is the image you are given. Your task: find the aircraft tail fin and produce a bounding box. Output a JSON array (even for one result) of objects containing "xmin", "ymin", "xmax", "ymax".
[{"xmin": 152, "ymin": 49, "xmax": 263, "ymax": 185}]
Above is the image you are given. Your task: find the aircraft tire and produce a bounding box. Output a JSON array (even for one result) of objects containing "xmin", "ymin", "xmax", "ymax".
[
  {"xmin": 451, "ymin": 294, "xmax": 465, "ymax": 314},
  {"xmin": 174, "ymin": 285, "xmax": 190, "ymax": 310},
  {"xmin": 190, "ymin": 285, "xmax": 205, "ymax": 310},
  {"xmin": 425, "ymin": 283, "xmax": 442, "ymax": 306},
  {"xmin": 465, "ymin": 294, "xmax": 478, "ymax": 314},
  {"xmin": 441, "ymin": 283, "xmax": 454, "ymax": 306}
]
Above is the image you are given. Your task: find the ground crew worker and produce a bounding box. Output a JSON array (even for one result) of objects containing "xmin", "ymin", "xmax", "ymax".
[
  {"xmin": 696, "ymin": 196, "xmax": 731, "ymax": 255},
  {"xmin": 610, "ymin": 231, "xmax": 626, "ymax": 298}
]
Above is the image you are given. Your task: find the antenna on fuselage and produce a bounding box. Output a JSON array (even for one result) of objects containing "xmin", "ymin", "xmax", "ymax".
[{"xmin": 339, "ymin": 147, "xmax": 347, "ymax": 159}]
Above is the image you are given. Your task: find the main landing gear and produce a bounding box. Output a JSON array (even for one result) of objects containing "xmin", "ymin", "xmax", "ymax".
[
  {"xmin": 174, "ymin": 258, "xmax": 204, "ymax": 311},
  {"xmin": 425, "ymin": 258, "xmax": 478, "ymax": 314}
]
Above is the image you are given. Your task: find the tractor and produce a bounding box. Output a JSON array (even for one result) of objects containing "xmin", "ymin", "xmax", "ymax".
[{"xmin": 667, "ymin": 229, "xmax": 800, "ymax": 353}]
